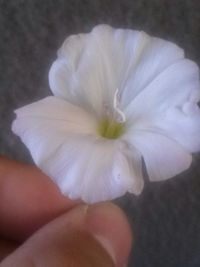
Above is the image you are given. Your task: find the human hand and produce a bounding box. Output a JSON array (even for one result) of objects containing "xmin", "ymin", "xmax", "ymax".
[{"xmin": 0, "ymin": 157, "xmax": 132, "ymax": 267}]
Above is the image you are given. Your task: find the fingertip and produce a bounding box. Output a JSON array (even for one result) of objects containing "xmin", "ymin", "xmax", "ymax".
[
  {"xmin": 0, "ymin": 203, "xmax": 132, "ymax": 267},
  {"xmin": 85, "ymin": 202, "xmax": 132, "ymax": 267}
]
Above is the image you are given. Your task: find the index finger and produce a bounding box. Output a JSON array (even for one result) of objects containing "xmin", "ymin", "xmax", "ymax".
[{"xmin": 0, "ymin": 156, "xmax": 79, "ymax": 241}]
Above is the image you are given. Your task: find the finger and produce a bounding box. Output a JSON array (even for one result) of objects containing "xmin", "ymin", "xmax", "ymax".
[
  {"xmin": 0, "ymin": 203, "xmax": 132, "ymax": 267},
  {"xmin": 0, "ymin": 156, "xmax": 79, "ymax": 240},
  {"xmin": 0, "ymin": 239, "xmax": 18, "ymax": 262}
]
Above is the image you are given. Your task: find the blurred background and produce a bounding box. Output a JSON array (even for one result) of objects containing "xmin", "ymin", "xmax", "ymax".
[{"xmin": 0, "ymin": 0, "xmax": 200, "ymax": 266}]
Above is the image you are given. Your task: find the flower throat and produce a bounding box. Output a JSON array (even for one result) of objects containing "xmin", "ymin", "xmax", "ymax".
[{"xmin": 98, "ymin": 89, "xmax": 126, "ymax": 139}]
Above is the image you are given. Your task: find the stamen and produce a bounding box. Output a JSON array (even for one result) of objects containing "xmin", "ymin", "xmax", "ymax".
[
  {"xmin": 97, "ymin": 89, "xmax": 126, "ymax": 139},
  {"xmin": 113, "ymin": 89, "xmax": 126, "ymax": 123}
]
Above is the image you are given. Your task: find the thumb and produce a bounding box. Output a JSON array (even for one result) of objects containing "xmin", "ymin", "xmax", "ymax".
[{"xmin": 0, "ymin": 203, "xmax": 132, "ymax": 267}]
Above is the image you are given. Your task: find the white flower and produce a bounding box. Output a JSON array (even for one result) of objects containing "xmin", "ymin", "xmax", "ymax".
[{"xmin": 12, "ymin": 25, "xmax": 200, "ymax": 203}]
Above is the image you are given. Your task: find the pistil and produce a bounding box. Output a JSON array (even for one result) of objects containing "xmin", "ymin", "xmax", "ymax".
[{"xmin": 98, "ymin": 89, "xmax": 126, "ymax": 139}]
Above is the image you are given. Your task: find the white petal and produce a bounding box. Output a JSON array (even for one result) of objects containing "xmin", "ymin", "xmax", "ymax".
[
  {"xmin": 49, "ymin": 25, "xmax": 155, "ymax": 116},
  {"xmin": 65, "ymin": 139, "xmax": 143, "ymax": 203},
  {"xmin": 57, "ymin": 33, "xmax": 89, "ymax": 63},
  {"xmin": 49, "ymin": 59, "xmax": 78, "ymax": 103},
  {"xmin": 12, "ymin": 96, "xmax": 97, "ymax": 166},
  {"xmin": 125, "ymin": 131, "xmax": 192, "ymax": 181},
  {"xmin": 28, "ymin": 135, "xmax": 141, "ymax": 203},
  {"xmin": 49, "ymin": 32, "xmax": 97, "ymax": 111},
  {"xmin": 124, "ymin": 58, "xmax": 200, "ymax": 153},
  {"xmin": 120, "ymin": 142, "xmax": 144, "ymax": 195},
  {"xmin": 148, "ymin": 104, "xmax": 200, "ymax": 153},
  {"xmin": 125, "ymin": 59, "xmax": 200, "ymax": 120},
  {"xmin": 12, "ymin": 96, "xmax": 143, "ymax": 203},
  {"xmin": 81, "ymin": 141, "xmax": 144, "ymax": 201},
  {"xmin": 120, "ymin": 35, "xmax": 184, "ymax": 108}
]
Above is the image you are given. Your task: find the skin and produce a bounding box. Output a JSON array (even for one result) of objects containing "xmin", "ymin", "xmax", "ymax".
[{"xmin": 0, "ymin": 157, "xmax": 132, "ymax": 267}]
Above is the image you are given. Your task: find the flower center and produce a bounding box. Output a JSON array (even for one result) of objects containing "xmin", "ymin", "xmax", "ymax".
[
  {"xmin": 98, "ymin": 118, "xmax": 125, "ymax": 139},
  {"xmin": 97, "ymin": 89, "xmax": 126, "ymax": 139}
]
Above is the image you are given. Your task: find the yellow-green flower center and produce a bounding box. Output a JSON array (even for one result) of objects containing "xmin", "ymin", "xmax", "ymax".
[{"xmin": 98, "ymin": 118, "xmax": 125, "ymax": 139}]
